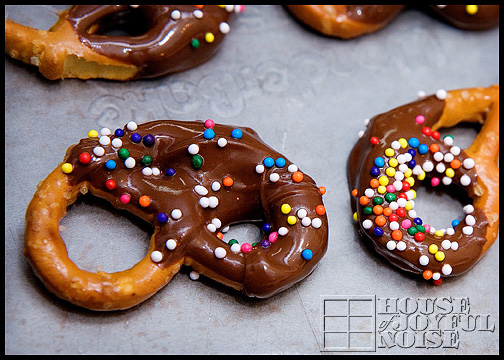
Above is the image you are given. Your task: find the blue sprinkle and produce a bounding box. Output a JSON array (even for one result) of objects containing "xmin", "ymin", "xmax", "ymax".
[
  {"xmin": 262, "ymin": 223, "xmax": 272, "ymax": 232},
  {"xmin": 264, "ymin": 157, "xmax": 275, "ymax": 168},
  {"xmin": 418, "ymin": 144, "xmax": 429, "ymax": 154},
  {"xmin": 409, "ymin": 160, "xmax": 416, "ymax": 168},
  {"xmin": 302, "ymin": 249, "xmax": 313, "ymax": 260},
  {"xmin": 131, "ymin": 133, "xmax": 142, "ymax": 143},
  {"xmin": 204, "ymin": 128, "xmax": 215, "ymax": 140},
  {"xmin": 414, "ymin": 217, "xmax": 423, "ymax": 225},
  {"xmin": 165, "ymin": 168, "xmax": 176, "ymax": 176},
  {"xmin": 157, "ymin": 213, "xmax": 168, "ymax": 223},
  {"xmin": 408, "ymin": 137, "xmax": 420, "ymax": 148},
  {"xmin": 231, "ymin": 129, "xmax": 243, "ymax": 139},
  {"xmin": 451, "ymin": 219, "xmax": 460, "ymax": 227},
  {"xmin": 408, "ymin": 149, "xmax": 416, "ymax": 158},
  {"xmin": 142, "ymin": 134, "xmax": 155, "ymax": 147},
  {"xmin": 105, "ymin": 160, "xmax": 116, "ymax": 170},
  {"xmin": 114, "ymin": 129, "xmax": 124, "ymax": 137},
  {"xmin": 374, "ymin": 157, "xmax": 385, "ymax": 167},
  {"xmin": 373, "ymin": 227, "xmax": 384, "ymax": 237},
  {"xmin": 370, "ymin": 166, "xmax": 380, "ymax": 177},
  {"xmin": 260, "ymin": 239, "xmax": 271, "ymax": 248},
  {"xmin": 275, "ymin": 158, "xmax": 286, "ymax": 167}
]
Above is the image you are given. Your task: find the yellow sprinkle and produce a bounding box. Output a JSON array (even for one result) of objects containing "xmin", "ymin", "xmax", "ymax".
[
  {"xmin": 409, "ymin": 189, "xmax": 417, "ymax": 199},
  {"xmin": 417, "ymin": 171, "xmax": 426, "ymax": 181},
  {"xmin": 61, "ymin": 163, "xmax": 73, "ymax": 174},
  {"xmin": 404, "ymin": 169, "xmax": 413, "ymax": 178},
  {"xmin": 377, "ymin": 186, "xmax": 387, "ymax": 194},
  {"xmin": 384, "ymin": 148, "xmax": 395, "ymax": 157},
  {"xmin": 405, "ymin": 201, "xmax": 413, "ymax": 211},
  {"xmin": 205, "ymin": 32, "xmax": 215, "ymax": 43},
  {"xmin": 287, "ymin": 216, "xmax": 297, "ymax": 225},
  {"xmin": 353, "ymin": 212, "xmax": 358, "ymax": 221},
  {"xmin": 466, "ymin": 5, "xmax": 478, "ymax": 15},
  {"xmin": 378, "ymin": 176, "xmax": 389, "ymax": 186},
  {"xmin": 388, "ymin": 158, "xmax": 398, "ymax": 168},
  {"xmin": 429, "ymin": 244, "xmax": 438, "ymax": 254},
  {"xmin": 446, "ymin": 168, "xmax": 455, "ymax": 178},
  {"xmin": 435, "ymin": 251, "xmax": 445, "ymax": 261},
  {"xmin": 405, "ymin": 177, "xmax": 415, "ymax": 187},
  {"xmin": 281, "ymin": 204, "xmax": 291, "ymax": 214},
  {"xmin": 434, "ymin": 230, "xmax": 444, "ymax": 238},
  {"xmin": 88, "ymin": 130, "xmax": 98, "ymax": 138},
  {"xmin": 385, "ymin": 167, "xmax": 396, "ymax": 177},
  {"xmin": 398, "ymin": 138, "xmax": 408, "ymax": 148}
]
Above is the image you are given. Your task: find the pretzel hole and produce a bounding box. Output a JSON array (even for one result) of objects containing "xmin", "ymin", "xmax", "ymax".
[
  {"xmin": 220, "ymin": 222, "xmax": 263, "ymax": 246},
  {"xmin": 86, "ymin": 7, "xmax": 152, "ymax": 37},
  {"xmin": 60, "ymin": 194, "xmax": 151, "ymax": 273}
]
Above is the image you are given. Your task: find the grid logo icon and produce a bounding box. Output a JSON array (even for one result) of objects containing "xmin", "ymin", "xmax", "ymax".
[{"xmin": 321, "ymin": 295, "xmax": 376, "ymax": 352}]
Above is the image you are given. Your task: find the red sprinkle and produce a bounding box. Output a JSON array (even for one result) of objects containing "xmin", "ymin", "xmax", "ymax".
[
  {"xmin": 105, "ymin": 179, "xmax": 116, "ymax": 190},
  {"xmin": 431, "ymin": 131, "xmax": 441, "ymax": 140},
  {"xmin": 433, "ymin": 278, "xmax": 443, "ymax": 286},
  {"xmin": 422, "ymin": 127, "xmax": 432, "ymax": 136},
  {"xmin": 414, "ymin": 232, "xmax": 425, "ymax": 242},
  {"xmin": 370, "ymin": 136, "xmax": 379, "ymax": 145},
  {"xmin": 79, "ymin": 152, "xmax": 91, "ymax": 164},
  {"xmin": 396, "ymin": 208, "xmax": 406, "ymax": 217}
]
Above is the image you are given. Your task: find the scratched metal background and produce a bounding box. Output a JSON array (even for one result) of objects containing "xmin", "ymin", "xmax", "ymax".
[{"xmin": 5, "ymin": 5, "xmax": 499, "ymax": 355}]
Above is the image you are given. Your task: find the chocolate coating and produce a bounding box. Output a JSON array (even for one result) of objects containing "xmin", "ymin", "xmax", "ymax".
[
  {"xmin": 427, "ymin": 5, "xmax": 499, "ymax": 31},
  {"xmin": 63, "ymin": 120, "xmax": 328, "ymax": 297},
  {"xmin": 348, "ymin": 95, "xmax": 488, "ymax": 280},
  {"xmin": 66, "ymin": 5, "xmax": 236, "ymax": 79}
]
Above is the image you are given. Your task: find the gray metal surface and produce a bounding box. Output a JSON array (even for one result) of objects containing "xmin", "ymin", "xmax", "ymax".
[{"xmin": 5, "ymin": 5, "xmax": 499, "ymax": 355}]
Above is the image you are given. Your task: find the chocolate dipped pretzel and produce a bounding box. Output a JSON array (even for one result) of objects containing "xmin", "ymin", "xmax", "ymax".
[
  {"xmin": 5, "ymin": 5, "xmax": 244, "ymax": 80},
  {"xmin": 286, "ymin": 5, "xmax": 499, "ymax": 38},
  {"xmin": 348, "ymin": 86, "xmax": 499, "ymax": 284},
  {"xmin": 24, "ymin": 120, "xmax": 328, "ymax": 310}
]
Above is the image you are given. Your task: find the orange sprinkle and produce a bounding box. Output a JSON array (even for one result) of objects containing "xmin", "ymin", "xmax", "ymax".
[
  {"xmin": 429, "ymin": 143, "xmax": 440, "ymax": 153},
  {"xmin": 423, "ymin": 270, "xmax": 433, "ymax": 280},
  {"xmin": 223, "ymin": 176, "xmax": 234, "ymax": 187},
  {"xmin": 450, "ymin": 159, "xmax": 461, "ymax": 169},
  {"xmin": 216, "ymin": 232, "xmax": 224, "ymax": 240},
  {"xmin": 383, "ymin": 207, "xmax": 393, "ymax": 217},
  {"xmin": 315, "ymin": 205, "xmax": 326, "ymax": 216},
  {"xmin": 373, "ymin": 205, "xmax": 383, "ymax": 215},
  {"xmin": 375, "ymin": 215, "xmax": 386, "ymax": 227},
  {"xmin": 292, "ymin": 171, "xmax": 303, "ymax": 183},
  {"xmin": 359, "ymin": 196, "xmax": 369, "ymax": 206},
  {"xmin": 139, "ymin": 195, "xmax": 151, "ymax": 207},
  {"xmin": 370, "ymin": 179, "xmax": 379, "ymax": 188},
  {"xmin": 351, "ymin": 188, "xmax": 358, "ymax": 197},
  {"xmin": 319, "ymin": 186, "xmax": 327, "ymax": 195},
  {"xmin": 195, "ymin": 5, "xmax": 204, "ymax": 9},
  {"xmin": 391, "ymin": 230, "xmax": 403, "ymax": 240}
]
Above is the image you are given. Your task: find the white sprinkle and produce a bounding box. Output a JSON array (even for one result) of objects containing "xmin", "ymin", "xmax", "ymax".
[
  {"xmin": 412, "ymin": 165, "xmax": 423, "ymax": 176},
  {"xmin": 358, "ymin": 130, "xmax": 365, "ymax": 138},
  {"xmin": 462, "ymin": 226, "xmax": 473, "ymax": 235},
  {"xmin": 124, "ymin": 157, "xmax": 136, "ymax": 168},
  {"xmin": 93, "ymin": 146, "xmax": 105, "ymax": 157},
  {"xmin": 212, "ymin": 218, "xmax": 222, "ymax": 229},
  {"xmin": 389, "ymin": 201, "xmax": 399, "ymax": 211},
  {"xmin": 200, "ymin": 197, "xmax": 210, "ymax": 208},
  {"xmin": 460, "ymin": 174, "xmax": 471, "ymax": 186},
  {"xmin": 150, "ymin": 251, "xmax": 163, "ymax": 263},
  {"xmin": 142, "ymin": 167, "xmax": 153, "ymax": 176},
  {"xmin": 207, "ymin": 224, "xmax": 217, "ymax": 232},
  {"xmin": 301, "ymin": 217, "xmax": 311, "ymax": 227},
  {"xmin": 288, "ymin": 164, "xmax": 298, "ymax": 173},
  {"xmin": 405, "ymin": 190, "xmax": 415, "ymax": 200},
  {"xmin": 255, "ymin": 164, "xmax": 265, "ymax": 174},
  {"xmin": 465, "ymin": 215, "xmax": 476, "ymax": 226},
  {"xmin": 443, "ymin": 136, "xmax": 454, "ymax": 146},
  {"xmin": 436, "ymin": 89, "xmax": 447, "ymax": 100},
  {"xmin": 446, "ymin": 227, "xmax": 455, "ymax": 235},
  {"xmin": 463, "ymin": 204, "xmax": 474, "ymax": 214},
  {"xmin": 225, "ymin": 5, "xmax": 234, "ymax": 12},
  {"xmin": 451, "ymin": 242, "xmax": 459, "ymax": 251},
  {"xmin": 278, "ymin": 227, "xmax": 289, "ymax": 235},
  {"xmin": 450, "ymin": 146, "xmax": 461, "ymax": 156},
  {"xmin": 442, "ymin": 176, "xmax": 452, "ymax": 186},
  {"xmin": 429, "ymin": 226, "xmax": 436, "ymax": 234},
  {"xmin": 391, "ymin": 140, "xmax": 401, "ymax": 150},
  {"xmin": 219, "ymin": 22, "xmax": 230, "ymax": 34},
  {"xmin": 99, "ymin": 136, "xmax": 111, "ymax": 146},
  {"xmin": 362, "ymin": 219, "xmax": 373, "ymax": 229},
  {"xmin": 441, "ymin": 240, "xmax": 452, "ymax": 250},
  {"xmin": 189, "ymin": 271, "xmax": 200, "ymax": 280},
  {"xmin": 100, "ymin": 128, "xmax": 111, "ymax": 136},
  {"xmin": 433, "ymin": 151, "xmax": 444, "ymax": 162},
  {"xmin": 363, "ymin": 118, "xmax": 370, "ymax": 126},
  {"xmin": 230, "ymin": 243, "xmax": 241, "ymax": 253},
  {"xmin": 166, "ymin": 239, "xmax": 177, "ymax": 250},
  {"xmin": 442, "ymin": 264, "xmax": 453, "ymax": 276},
  {"xmin": 111, "ymin": 138, "xmax": 123, "ymax": 148},
  {"xmin": 397, "ymin": 164, "xmax": 408, "ymax": 173},
  {"xmin": 444, "ymin": 153, "xmax": 454, "ymax": 163},
  {"xmin": 269, "ymin": 173, "xmax": 280, "ymax": 182},
  {"xmin": 397, "ymin": 198, "xmax": 407, "ymax": 208},
  {"xmin": 417, "ymin": 90, "xmax": 427, "ymax": 99},
  {"xmin": 171, "ymin": 10, "xmax": 181, "ymax": 20},
  {"xmin": 394, "ymin": 171, "xmax": 404, "ymax": 181},
  {"xmin": 390, "ymin": 221, "xmax": 399, "ymax": 231},
  {"xmin": 208, "ymin": 196, "xmax": 219, "ymax": 208},
  {"xmin": 221, "ymin": 226, "xmax": 230, "ymax": 233},
  {"xmin": 364, "ymin": 188, "xmax": 374, "ymax": 198},
  {"xmin": 217, "ymin": 138, "xmax": 227, "ymax": 147},
  {"xmin": 463, "ymin": 158, "xmax": 475, "ymax": 169},
  {"xmin": 193, "ymin": 9, "xmax": 203, "ymax": 18},
  {"xmin": 214, "ymin": 247, "xmax": 227, "ymax": 259},
  {"xmin": 397, "ymin": 154, "xmax": 407, "ymax": 164},
  {"xmin": 386, "ymin": 241, "xmax": 396, "ymax": 251},
  {"xmin": 152, "ymin": 167, "xmax": 160, "ymax": 176},
  {"xmin": 432, "ymin": 272, "xmax": 441, "ymax": 281},
  {"xmin": 188, "ymin": 144, "xmax": 199, "ymax": 155},
  {"xmin": 393, "ymin": 180, "xmax": 403, "ymax": 191},
  {"xmin": 211, "ymin": 181, "xmax": 221, "ymax": 192},
  {"xmin": 404, "ymin": 153, "xmax": 412, "ymax": 162},
  {"xmin": 194, "ymin": 185, "xmax": 208, "ymax": 196},
  {"xmin": 408, "ymin": 210, "xmax": 417, "ymax": 218},
  {"xmin": 127, "ymin": 121, "xmax": 137, "ymax": 131},
  {"xmin": 419, "ymin": 255, "xmax": 429, "ymax": 266},
  {"xmin": 311, "ymin": 218, "xmax": 322, "ymax": 229},
  {"xmin": 436, "ymin": 162, "xmax": 446, "ymax": 173},
  {"xmin": 297, "ymin": 208, "xmax": 308, "ymax": 218},
  {"xmin": 422, "ymin": 161, "xmax": 434, "ymax": 172},
  {"xmin": 171, "ymin": 209, "xmax": 182, "ymax": 220},
  {"xmin": 396, "ymin": 241, "xmax": 407, "ymax": 251}
]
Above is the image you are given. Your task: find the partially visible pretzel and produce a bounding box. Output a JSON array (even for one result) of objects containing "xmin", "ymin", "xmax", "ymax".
[
  {"xmin": 5, "ymin": 5, "xmax": 243, "ymax": 80},
  {"xmin": 286, "ymin": 5, "xmax": 499, "ymax": 38},
  {"xmin": 24, "ymin": 120, "xmax": 328, "ymax": 310},
  {"xmin": 348, "ymin": 85, "xmax": 499, "ymax": 284}
]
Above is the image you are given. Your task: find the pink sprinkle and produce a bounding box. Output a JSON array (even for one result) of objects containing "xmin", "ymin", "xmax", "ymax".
[
  {"xmin": 268, "ymin": 232, "xmax": 278, "ymax": 243},
  {"xmin": 424, "ymin": 224, "xmax": 431, "ymax": 233},
  {"xmin": 204, "ymin": 119, "xmax": 215, "ymax": 128},
  {"xmin": 431, "ymin": 177, "xmax": 440, "ymax": 187},
  {"xmin": 415, "ymin": 115, "xmax": 425, "ymax": 124},
  {"xmin": 386, "ymin": 185, "xmax": 395, "ymax": 193},
  {"xmin": 120, "ymin": 194, "xmax": 131, "ymax": 204},
  {"xmin": 401, "ymin": 219, "xmax": 412, "ymax": 229},
  {"xmin": 241, "ymin": 243, "xmax": 252, "ymax": 253},
  {"xmin": 237, "ymin": 5, "xmax": 245, "ymax": 12}
]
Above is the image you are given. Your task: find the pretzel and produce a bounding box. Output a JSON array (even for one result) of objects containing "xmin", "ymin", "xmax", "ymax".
[
  {"xmin": 5, "ymin": 5, "xmax": 244, "ymax": 80},
  {"xmin": 348, "ymin": 85, "xmax": 499, "ymax": 285},
  {"xmin": 24, "ymin": 120, "xmax": 328, "ymax": 310},
  {"xmin": 285, "ymin": 5, "xmax": 499, "ymax": 38}
]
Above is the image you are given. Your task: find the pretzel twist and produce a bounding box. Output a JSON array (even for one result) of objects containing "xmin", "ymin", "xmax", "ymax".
[
  {"xmin": 348, "ymin": 86, "xmax": 499, "ymax": 284},
  {"xmin": 5, "ymin": 5, "xmax": 243, "ymax": 80},
  {"xmin": 25, "ymin": 120, "xmax": 328, "ymax": 310},
  {"xmin": 286, "ymin": 5, "xmax": 499, "ymax": 39}
]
